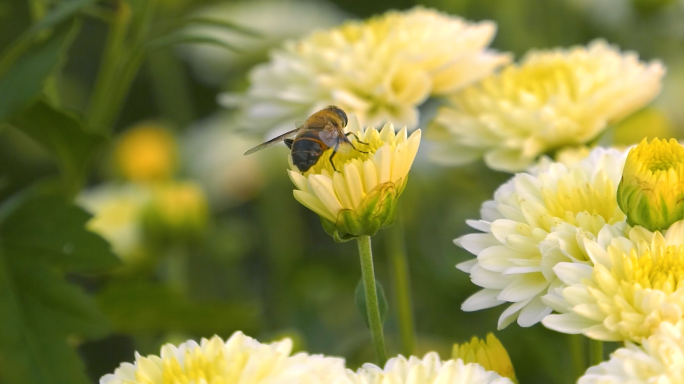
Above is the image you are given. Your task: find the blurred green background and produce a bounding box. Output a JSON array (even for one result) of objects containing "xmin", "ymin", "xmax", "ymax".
[{"xmin": 0, "ymin": 0, "xmax": 683, "ymax": 383}]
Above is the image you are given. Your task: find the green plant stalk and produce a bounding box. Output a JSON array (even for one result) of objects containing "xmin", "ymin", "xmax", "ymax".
[
  {"xmin": 166, "ymin": 245, "xmax": 188, "ymax": 296},
  {"xmin": 147, "ymin": 49, "xmax": 194, "ymax": 127},
  {"xmin": 387, "ymin": 216, "xmax": 416, "ymax": 356},
  {"xmin": 589, "ymin": 339, "xmax": 604, "ymax": 366},
  {"xmin": 569, "ymin": 334, "xmax": 586, "ymax": 381},
  {"xmin": 357, "ymin": 235, "xmax": 388, "ymax": 366}
]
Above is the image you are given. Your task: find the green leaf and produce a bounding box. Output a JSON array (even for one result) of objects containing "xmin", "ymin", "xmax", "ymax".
[
  {"xmin": 10, "ymin": 100, "xmax": 105, "ymax": 191},
  {"xmin": 156, "ymin": 16, "xmax": 262, "ymax": 37},
  {"xmin": 0, "ymin": 191, "xmax": 116, "ymax": 384},
  {"xmin": 147, "ymin": 32, "xmax": 243, "ymax": 53},
  {"xmin": 98, "ymin": 282, "xmax": 263, "ymax": 335},
  {"xmin": 355, "ymin": 279, "xmax": 389, "ymax": 329},
  {"xmin": 0, "ymin": 194, "xmax": 120, "ymax": 271},
  {"xmin": 0, "ymin": 21, "xmax": 80, "ymax": 122}
]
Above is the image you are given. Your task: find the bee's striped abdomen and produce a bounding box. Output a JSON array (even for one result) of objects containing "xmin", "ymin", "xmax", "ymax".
[{"xmin": 291, "ymin": 131, "xmax": 327, "ymax": 172}]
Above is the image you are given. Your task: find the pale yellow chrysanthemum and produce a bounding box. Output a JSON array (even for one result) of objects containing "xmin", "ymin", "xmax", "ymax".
[
  {"xmin": 543, "ymin": 221, "xmax": 684, "ymax": 342},
  {"xmin": 115, "ymin": 123, "xmax": 178, "ymax": 183},
  {"xmin": 288, "ymin": 115, "xmax": 420, "ymax": 241},
  {"xmin": 100, "ymin": 332, "xmax": 348, "ymax": 384},
  {"xmin": 617, "ymin": 138, "xmax": 684, "ymax": 231},
  {"xmin": 349, "ymin": 352, "xmax": 514, "ymax": 384},
  {"xmin": 78, "ymin": 183, "xmax": 150, "ymax": 263},
  {"xmin": 452, "ymin": 334, "xmax": 517, "ymax": 383},
  {"xmin": 578, "ymin": 321, "xmax": 684, "ymax": 384},
  {"xmin": 225, "ymin": 6, "xmax": 509, "ymax": 133},
  {"xmin": 456, "ymin": 148, "xmax": 628, "ymax": 329},
  {"xmin": 431, "ymin": 40, "xmax": 665, "ymax": 172}
]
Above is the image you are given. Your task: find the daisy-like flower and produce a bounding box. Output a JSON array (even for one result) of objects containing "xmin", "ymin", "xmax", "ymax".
[
  {"xmin": 350, "ymin": 352, "xmax": 514, "ymax": 384},
  {"xmin": 227, "ymin": 6, "xmax": 509, "ymax": 133},
  {"xmin": 288, "ymin": 114, "xmax": 421, "ymax": 242},
  {"xmin": 101, "ymin": 331, "xmax": 348, "ymax": 384},
  {"xmin": 617, "ymin": 138, "xmax": 684, "ymax": 231},
  {"xmin": 456, "ymin": 147, "xmax": 629, "ymax": 329},
  {"xmin": 578, "ymin": 321, "xmax": 684, "ymax": 384},
  {"xmin": 542, "ymin": 220, "xmax": 684, "ymax": 342},
  {"xmin": 431, "ymin": 40, "xmax": 665, "ymax": 172}
]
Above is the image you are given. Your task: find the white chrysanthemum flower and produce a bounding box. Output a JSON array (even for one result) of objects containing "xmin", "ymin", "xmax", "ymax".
[
  {"xmin": 78, "ymin": 183, "xmax": 150, "ymax": 263},
  {"xmin": 179, "ymin": 0, "xmax": 344, "ymax": 86},
  {"xmin": 101, "ymin": 331, "xmax": 348, "ymax": 384},
  {"xmin": 578, "ymin": 321, "xmax": 684, "ymax": 384},
  {"xmin": 542, "ymin": 220, "xmax": 684, "ymax": 342},
  {"xmin": 456, "ymin": 147, "xmax": 629, "ymax": 329},
  {"xmin": 288, "ymin": 114, "xmax": 420, "ymax": 241},
  {"xmin": 226, "ymin": 6, "xmax": 510, "ymax": 133},
  {"xmin": 431, "ymin": 40, "xmax": 665, "ymax": 172},
  {"xmin": 349, "ymin": 353, "xmax": 514, "ymax": 384}
]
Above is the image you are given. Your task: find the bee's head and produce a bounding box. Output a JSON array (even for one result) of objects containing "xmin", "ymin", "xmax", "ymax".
[{"xmin": 327, "ymin": 105, "xmax": 348, "ymax": 127}]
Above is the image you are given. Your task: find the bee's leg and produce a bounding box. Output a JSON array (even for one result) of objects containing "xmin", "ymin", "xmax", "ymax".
[
  {"xmin": 284, "ymin": 139, "xmax": 294, "ymax": 149},
  {"xmin": 329, "ymin": 149, "xmax": 339, "ymax": 172},
  {"xmin": 345, "ymin": 132, "xmax": 369, "ymax": 145}
]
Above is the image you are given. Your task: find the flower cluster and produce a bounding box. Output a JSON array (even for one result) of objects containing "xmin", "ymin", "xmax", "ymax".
[
  {"xmin": 431, "ymin": 40, "xmax": 664, "ymax": 172},
  {"xmin": 228, "ymin": 6, "xmax": 510, "ymax": 133},
  {"xmin": 289, "ymin": 114, "xmax": 421, "ymax": 241},
  {"xmin": 102, "ymin": 332, "xmax": 514, "ymax": 384}
]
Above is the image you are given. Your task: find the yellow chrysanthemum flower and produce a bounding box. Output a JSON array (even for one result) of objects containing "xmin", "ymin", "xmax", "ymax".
[
  {"xmin": 115, "ymin": 123, "xmax": 178, "ymax": 183},
  {"xmin": 431, "ymin": 40, "xmax": 664, "ymax": 172},
  {"xmin": 100, "ymin": 332, "xmax": 347, "ymax": 384},
  {"xmin": 452, "ymin": 334, "xmax": 517, "ymax": 383},
  {"xmin": 227, "ymin": 6, "xmax": 510, "ymax": 132},
  {"xmin": 578, "ymin": 321, "xmax": 684, "ymax": 384},
  {"xmin": 457, "ymin": 147, "xmax": 628, "ymax": 329},
  {"xmin": 288, "ymin": 115, "xmax": 420, "ymax": 241},
  {"xmin": 543, "ymin": 221, "xmax": 684, "ymax": 342},
  {"xmin": 617, "ymin": 138, "xmax": 684, "ymax": 231},
  {"xmin": 350, "ymin": 352, "xmax": 514, "ymax": 384},
  {"xmin": 142, "ymin": 181, "xmax": 209, "ymax": 241}
]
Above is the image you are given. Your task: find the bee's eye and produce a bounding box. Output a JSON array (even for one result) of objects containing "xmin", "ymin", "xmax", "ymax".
[{"xmin": 330, "ymin": 106, "xmax": 348, "ymax": 127}]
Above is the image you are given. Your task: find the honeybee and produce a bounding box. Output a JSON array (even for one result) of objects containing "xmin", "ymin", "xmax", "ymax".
[{"xmin": 244, "ymin": 106, "xmax": 368, "ymax": 172}]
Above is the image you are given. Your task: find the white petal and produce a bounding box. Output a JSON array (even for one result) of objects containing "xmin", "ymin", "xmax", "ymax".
[
  {"xmin": 462, "ymin": 289, "xmax": 505, "ymax": 311},
  {"xmin": 308, "ymin": 175, "xmax": 343, "ymax": 218},
  {"xmin": 293, "ymin": 190, "xmax": 336, "ymax": 222},
  {"xmin": 542, "ymin": 313, "xmax": 595, "ymax": 334},
  {"xmin": 517, "ymin": 296, "xmax": 552, "ymax": 327}
]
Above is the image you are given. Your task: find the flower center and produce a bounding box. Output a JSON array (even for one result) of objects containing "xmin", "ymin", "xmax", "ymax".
[
  {"xmin": 633, "ymin": 139, "xmax": 684, "ymax": 174},
  {"xmin": 621, "ymin": 245, "xmax": 684, "ymax": 292},
  {"xmin": 541, "ymin": 170, "xmax": 624, "ymax": 226}
]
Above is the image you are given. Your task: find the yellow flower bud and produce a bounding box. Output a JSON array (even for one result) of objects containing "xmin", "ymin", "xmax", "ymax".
[
  {"xmin": 115, "ymin": 123, "xmax": 178, "ymax": 183},
  {"xmin": 142, "ymin": 181, "xmax": 209, "ymax": 241},
  {"xmin": 617, "ymin": 138, "xmax": 684, "ymax": 231},
  {"xmin": 288, "ymin": 115, "xmax": 420, "ymax": 242},
  {"xmin": 452, "ymin": 333, "xmax": 517, "ymax": 383}
]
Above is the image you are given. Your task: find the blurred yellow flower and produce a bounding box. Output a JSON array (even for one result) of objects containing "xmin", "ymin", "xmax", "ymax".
[
  {"xmin": 100, "ymin": 332, "xmax": 347, "ymax": 384},
  {"xmin": 227, "ymin": 6, "xmax": 510, "ymax": 132},
  {"xmin": 457, "ymin": 148, "xmax": 629, "ymax": 329},
  {"xmin": 142, "ymin": 181, "xmax": 209, "ymax": 241},
  {"xmin": 115, "ymin": 123, "xmax": 178, "ymax": 183},
  {"xmin": 452, "ymin": 334, "xmax": 517, "ymax": 383},
  {"xmin": 350, "ymin": 352, "xmax": 514, "ymax": 384},
  {"xmin": 579, "ymin": 321, "xmax": 684, "ymax": 384},
  {"xmin": 288, "ymin": 115, "xmax": 420, "ymax": 241},
  {"xmin": 543, "ymin": 221, "xmax": 684, "ymax": 342},
  {"xmin": 617, "ymin": 138, "xmax": 684, "ymax": 231},
  {"xmin": 78, "ymin": 183, "xmax": 150, "ymax": 264},
  {"xmin": 431, "ymin": 40, "xmax": 665, "ymax": 172}
]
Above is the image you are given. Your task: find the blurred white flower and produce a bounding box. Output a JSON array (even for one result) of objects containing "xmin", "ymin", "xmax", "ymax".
[
  {"xmin": 543, "ymin": 220, "xmax": 684, "ymax": 342},
  {"xmin": 179, "ymin": 0, "xmax": 345, "ymax": 86},
  {"xmin": 431, "ymin": 40, "xmax": 664, "ymax": 172},
  {"xmin": 101, "ymin": 331, "xmax": 347, "ymax": 384},
  {"xmin": 78, "ymin": 183, "xmax": 150, "ymax": 263},
  {"xmin": 226, "ymin": 6, "xmax": 509, "ymax": 134},
  {"xmin": 578, "ymin": 321, "xmax": 684, "ymax": 384},
  {"xmin": 349, "ymin": 352, "xmax": 514, "ymax": 384},
  {"xmin": 456, "ymin": 148, "xmax": 628, "ymax": 329},
  {"xmin": 183, "ymin": 113, "xmax": 266, "ymax": 209}
]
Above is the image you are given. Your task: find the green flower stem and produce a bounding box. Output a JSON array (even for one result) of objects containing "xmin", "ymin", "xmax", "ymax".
[
  {"xmin": 589, "ymin": 339, "xmax": 604, "ymax": 366},
  {"xmin": 387, "ymin": 216, "xmax": 416, "ymax": 356},
  {"xmin": 357, "ymin": 235, "xmax": 388, "ymax": 366},
  {"xmin": 166, "ymin": 245, "xmax": 188, "ymax": 296},
  {"xmin": 569, "ymin": 334, "xmax": 586, "ymax": 380}
]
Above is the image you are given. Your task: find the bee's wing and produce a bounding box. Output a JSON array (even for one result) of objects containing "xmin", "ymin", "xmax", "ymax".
[
  {"xmin": 244, "ymin": 127, "xmax": 301, "ymax": 155},
  {"xmin": 319, "ymin": 126, "xmax": 353, "ymax": 154}
]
